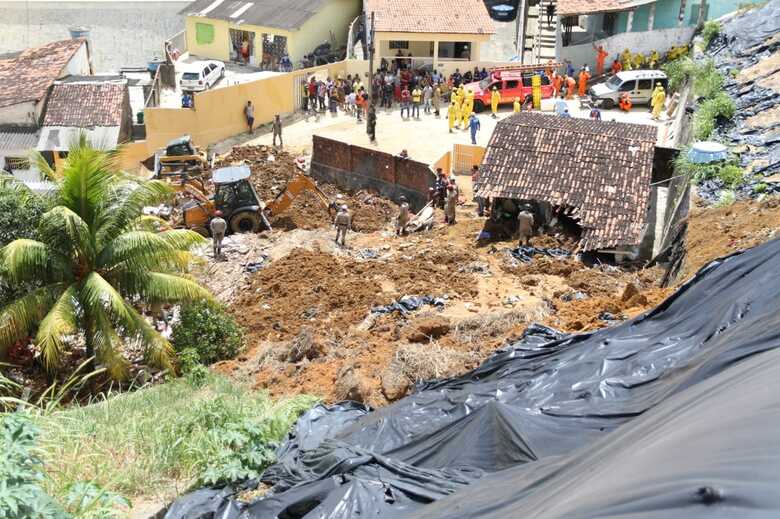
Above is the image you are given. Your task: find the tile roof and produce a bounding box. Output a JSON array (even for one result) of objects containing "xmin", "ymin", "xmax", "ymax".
[
  {"xmin": 476, "ymin": 112, "xmax": 657, "ymax": 251},
  {"xmin": 557, "ymin": 0, "xmax": 656, "ymax": 16},
  {"xmin": 0, "ymin": 125, "xmax": 39, "ymax": 153},
  {"xmin": 0, "ymin": 39, "xmax": 86, "ymax": 109},
  {"xmin": 366, "ymin": 0, "xmax": 495, "ymax": 34},
  {"xmin": 43, "ymin": 81, "xmax": 126, "ymax": 128},
  {"xmin": 180, "ymin": 0, "xmax": 331, "ymax": 31}
]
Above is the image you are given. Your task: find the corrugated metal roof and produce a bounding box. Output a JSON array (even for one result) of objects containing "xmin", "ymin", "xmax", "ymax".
[
  {"xmin": 476, "ymin": 112, "xmax": 657, "ymax": 252},
  {"xmin": 179, "ymin": 0, "xmax": 333, "ymax": 31},
  {"xmin": 0, "ymin": 125, "xmax": 40, "ymax": 153}
]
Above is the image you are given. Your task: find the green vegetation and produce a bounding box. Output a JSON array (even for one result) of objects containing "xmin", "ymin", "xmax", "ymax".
[
  {"xmin": 692, "ymin": 60, "xmax": 724, "ymax": 99},
  {"xmin": 172, "ymin": 301, "xmax": 244, "ymax": 365},
  {"xmin": 673, "ymin": 146, "xmax": 746, "ymax": 189},
  {"xmin": 694, "ymin": 93, "xmax": 736, "ymax": 139},
  {"xmin": 715, "ymin": 190, "xmax": 737, "ymax": 207},
  {"xmin": 34, "ymin": 375, "xmax": 316, "ymax": 502},
  {"xmin": 662, "ymin": 57, "xmax": 698, "ymax": 92},
  {"xmin": 0, "ymin": 137, "xmax": 211, "ymax": 381},
  {"xmin": 701, "ymin": 21, "xmax": 721, "ymax": 48}
]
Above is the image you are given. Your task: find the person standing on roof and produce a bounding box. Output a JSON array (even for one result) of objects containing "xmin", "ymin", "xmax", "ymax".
[
  {"xmin": 244, "ymin": 101, "xmax": 254, "ymax": 134},
  {"xmin": 210, "ymin": 211, "xmax": 227, "ymax": 260},
  {"xmin": 334, "ymin": 204, "xmax": 351, "ymax": 246},
  {"xmin": 490, "ymin": 86, "xmax": 501, "ymax": 119},
  {"xmin": 468, "ymin": 113, "xmax": 481, "ymax": 145},
  {"xmin": 516, "ymin": 206, "xmax": 535, "ymax": 247},
  {"xmin": 593, "ymin": 44, "xmax": 609, "ymax": 76},
  {"xmin": 272, "ymin": 114, "xmax": 283, "ymax": 148},
  {"xmin": 396, "ymin": 195, "xmax": 410, "ymax": 236}
]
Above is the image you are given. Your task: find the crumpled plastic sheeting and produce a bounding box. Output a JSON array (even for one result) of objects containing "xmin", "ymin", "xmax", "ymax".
[
  {"xmin": 166, "ymin": 238, "xmax": 780, "ymax": 519},
  {"xmin": 507, "ymin": 246, "xmax": 572, "ymax": 263},
  {"xmin": 719, "ymin": 0, "xmax": 780, "ymax": 56},
  {"xmin": 371, "ymin": 295, "xmax": 446, "ymax": 315}
]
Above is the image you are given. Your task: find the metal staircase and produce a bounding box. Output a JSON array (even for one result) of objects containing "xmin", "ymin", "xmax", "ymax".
[{"xmin": 522, "ymin": 0, "xmax": 558, "ymax": 63}]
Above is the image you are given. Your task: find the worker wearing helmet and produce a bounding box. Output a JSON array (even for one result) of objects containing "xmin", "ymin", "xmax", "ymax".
[
  {"xmin": 447, "ymin": 98, "xmax": 459, "ymax": 133},
  {"xmin": 334, "ymin": 204, "xmax": 351, "ymax": 246},
  {"xmin": 461, "ymin": 89, "xmax": 474, "ymax": 129},
  {"xmin": 651, "ymin": 84, "xmax": 666, "ymax": 120},
  {"xmin": 209, "ymin": 210, "xmax": 227, "ymax": 260},
  {"xmin": 396, "ymin": 195, "xmax": 410, "ymax": 236},
  {"xmin": 490, "ymin": 86, "xmax": 500, "ymax": 119},
  {"xmin": 513, "ymin": 97, "xmax": 521, "ymax": 113}
]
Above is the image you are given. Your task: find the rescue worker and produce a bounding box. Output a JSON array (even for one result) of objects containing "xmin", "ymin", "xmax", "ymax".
[
  {"xmin": 552, "ymin": 71, "xmax": 563, "ymax": 98},
  {"xmin": 411, "ymin": 84, "xmax": 422, "ymax": 119},
  {"xmin": 444, "ymin": 185, "xmax": 457, "ymax": 225},
  {"xmin": 490, "ymin": 86, "xmax": 500, "ymax": 118},
  {"xmin": 452, "ymin": 88, "xmax": 463, "ymax": 129},
  {"xmin": 516, "ymin": 206, "xmax": 535, "ymax": 246},
  {"xmin": 461, "ymin": 89, "xmax": 475, "ymax": 129},
  {"xmin": 448, "ymin": 98, "xmax": 459, "ymax": 133},
  {"xmin": 621, "ymin": 49, "xmax": 633, "ymax": 71},
  {"xmin": 545, "ymin": 59, "xmax": 555, "ymax": 78},
  {"xmin": 209, "ymin": 210, "xmax": 227, "ymax": 260},
  {"xmin": 649, "ymin": 49, "xmax": 660, "ymax": 69},
  {"xmin": 468, "ymin": 113, "xmax": 481, "ymax": 145},
  {"xmin": 651, "ymin": 84, "xmax": 666, "ymax": 120},
  {"xmin": 272, "ymin": 114, "xmax": 283, "ymax": 148},
  {"xmin": 396, "ymin": 195, "xmax": 410, "ymax": 236},
  {"xmin": 432, "ymin": 83, "xmax": 442, "ymax": 117},
  {"xmin": 611, "ymin": 58, "xmax": 622, "ymax": 75},
  {"xmin": 578, "ymin": 67, "xmax": 591, "ymax": 97},
  {"xmin": 334, "ymin": 204, "xmax": 351, "ymax": 246},
  {"xmin": 594, "ymin": 44, "xmax": 609, "ymax": 76},
  {"xmin": 565, "ymin": 75, "xmax": 576, "ymax": 100},
  {"xmin": 367, "ymin": 104, "xmax": 377, "ymax": 143},
  {"xmin": 632, "ymin": 52, "xmax": 644, "ymax": 70},
  {"xmin": 619, "ymin": 91, "xmax": 632, "ymax": 112},
  {"xmin": 513, "ymin": 96, "xmax": 521, "ymax": 113}
]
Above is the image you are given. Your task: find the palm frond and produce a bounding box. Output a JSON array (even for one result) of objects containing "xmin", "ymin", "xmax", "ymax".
[
  {"xmin": 92, "ymin": 309, "xmax": 130, "ymax": 380},
  {"xmin": 112, "ymin": 272, "xmax": 213, "ymax": 304},
  {"xmin": 28, "ymin": 150, "xmax": 59, "ymax": 182},
  {"xmin": 0, "ymin": 173, "xmax": 36, "ymax": 197},
  {"xmin": 97, "ymin": 230, "xmax": 204, "ymax": 271},
  {"xmin": 35, "ymin": 286, "xmax": 78, "ymax": 372},
  {"xmin": 126, "ymin": 309, "xmax": 175, "ymax": 372},
  {"xmin": 131, "ymin": 215, "xmax": 171, "ymax": 233},
  {"xmin": 94, "ymin": 180, "xmax": 173, "ymax": 247},
  {"xmin": 57, "ymin": 140, "xmax": 117, "ymax": 228},
  {"xmin": 38, "ymin": 205, "xmax": 95, "ymax": 262},
  {"xmin": 80, "ymin": 272, "xmax": 135, "ymax": 327},
  {"xmin": 1, "ymin": 239, "xmax": 56, "ymax": 284},
  {"xmin": 0, "ymin": 283, "xmax": 66, "ymax": 355}
]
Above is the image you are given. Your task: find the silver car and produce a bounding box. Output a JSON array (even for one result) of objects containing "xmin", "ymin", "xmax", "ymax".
[{"xmin": 589, "ymin": 70, "xmax": 668, "ymax": 109}]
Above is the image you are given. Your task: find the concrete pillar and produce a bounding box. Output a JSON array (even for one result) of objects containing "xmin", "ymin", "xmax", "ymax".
[
  {"xmin": 678, "ymin": 0, "xmax": 687, "ymax": 27},
  {"xmin": 433, "ymin": 40, "xmax": 439, "ymax": 71},
  {"xmin": 648, "ymin": 3, "xmax": 656, "ymax": 30},
  {"xmin": 626, "ymin": 10, "xmax": 634, "ymax": 32}
]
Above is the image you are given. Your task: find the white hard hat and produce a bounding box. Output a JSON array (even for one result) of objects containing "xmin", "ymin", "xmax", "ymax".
[{"xmin": 341, "ymin": 204, "xmax": 348, "ymax": 211}]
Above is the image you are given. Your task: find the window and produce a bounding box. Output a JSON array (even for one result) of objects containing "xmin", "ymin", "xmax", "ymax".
[
  {"xmin": 505, "ymin": 80, "xmax": 519, "ymax": 89},
  {"xmin": 235, "ymin": 182, "xmax": 257, "ymax": 206},
  {"xmin": 202, "ymin": 67, "xmax": 210, "ymax": 77},
  {"xmin": 437, "ymin": 42, "xmax": 471, "ymax": 60},
  {"xmin": 389, "ymin": 41, "xmax": 409, "ymax": 49},
  {"xmin": 603, "ymin": 12, "xmax": 617, "ymax": 35},
  {"xmin": 182, "ymin": 72, "xmax": 199, "ymax": 80},
  {"xmin": 619, "ymin": 80, "xmax": 635, "ymax": 92},
  {"xmin": 637, "ymin": 79, "xmax": 653, "ymax": 90},
  {"xmin": 195, "ymin": 23, "xmax": 215, "ymax": 45}
]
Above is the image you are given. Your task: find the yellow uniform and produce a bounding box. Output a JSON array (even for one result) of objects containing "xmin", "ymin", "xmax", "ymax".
[
  {"xmin": 491, "ymin": 89, "xmax": 500, "ymax": 117},
  {"xmin": 448, "ymin": 101, "xmax": 459, "ymax": 132},
  {"xmin": 633, "ymin": 52, "xmax": 644, "ymax": 70},
  {"xmin": 649, "ymin": 50, "xmax": 660, "ymax": 69},
  {"xmin": 513, "ymin": 98, "xmax": 521, "ymax": 112},
  {"xmin": 651, "ymin": 85, "xmax": 666, "ymax": 120},
  {"xmin": 452, "ymin": 91, "xmax": 463, "ymax": 128},
  {"xmin": 621, "ymin": 49, "xmax": 633, "ymax": 71},
  {"xmin": 461, "ymin": 89, "xmax": 474, "ymax": 127}
]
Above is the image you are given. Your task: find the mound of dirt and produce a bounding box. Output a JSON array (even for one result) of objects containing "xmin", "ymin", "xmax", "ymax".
[{"xmin": 215, "ymin": 145, "xmax": 397, "ymax": 232}]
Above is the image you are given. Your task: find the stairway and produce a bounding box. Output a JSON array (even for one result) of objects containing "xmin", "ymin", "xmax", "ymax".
[{"xmin": 522, "ymin": 0, "xmax": 558, "ymax": 64}]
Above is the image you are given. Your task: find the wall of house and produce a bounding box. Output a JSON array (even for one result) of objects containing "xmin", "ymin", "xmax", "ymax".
[
  {"xmin": 288, "ymin": 0, "xmax": 360, "ymax": 62},
  {"xmin": 378, "ymin": 39, "xmax": 435, "ymax": 58},
  {"xmin": 62, "ymin": 42, "xmax": 91, "ymax": 76},
  {"xmin": 185, "ymin": 16, "xmax": 231, "ymax": 62},
  {"xmin": 0, "ymin": 102, "xmax": 36, "ymax": 125}
]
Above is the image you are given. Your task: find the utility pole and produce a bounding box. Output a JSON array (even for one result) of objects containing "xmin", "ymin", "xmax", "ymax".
[{"xmin": 367, "ymin": 12, "xmax": 375, "ymax": 101}]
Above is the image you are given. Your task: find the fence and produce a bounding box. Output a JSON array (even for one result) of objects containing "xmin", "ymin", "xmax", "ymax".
[{"xmin": 310, "ymin": 135, "xmax": 434, "ymax": 210}]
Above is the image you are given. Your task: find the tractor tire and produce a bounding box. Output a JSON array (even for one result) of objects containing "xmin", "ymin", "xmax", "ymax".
[
  {"xmin": 473, "ymin": 100, "xmax": 485, "ymax": 113},
  {"xmin": 230, "ymin": 211, "xmax": 261, "ymax": 233}
]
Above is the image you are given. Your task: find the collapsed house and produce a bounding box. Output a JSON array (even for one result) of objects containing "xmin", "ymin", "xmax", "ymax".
[{"xmin": 475, "ymin": 112, "xmax": 662, "ymax": 260}]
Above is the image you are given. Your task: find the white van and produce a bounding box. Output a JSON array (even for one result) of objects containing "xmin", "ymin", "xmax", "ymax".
[
  {"xmin": 180, "ymin": 60, "xmax": 225, "ymax": 92},
  {"xmin": 589, "ymin": 70, "xmax": 668, "ymax": 108}
]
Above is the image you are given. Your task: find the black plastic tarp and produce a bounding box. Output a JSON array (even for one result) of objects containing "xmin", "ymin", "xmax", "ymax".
[{"xmin": 166, "ymin": 237, "xmax": 780, "ymax": 518}]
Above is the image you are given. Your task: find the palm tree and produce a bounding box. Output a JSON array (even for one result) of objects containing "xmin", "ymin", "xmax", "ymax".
[{"xmin": 0, "ymin": 138, "xmax": 212, "ymax": 379}]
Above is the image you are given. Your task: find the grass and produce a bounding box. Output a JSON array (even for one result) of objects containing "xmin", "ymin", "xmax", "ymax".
[
  {"xmin": 694, "ymin": 93, "xmax": 736, "ymax": 139},
  {"xmin": 33, "ymin": 374, "xmax": 317, "ymax": 506},
  {"xmin": 701, "ymin": 21, "xmax": 721, "ymax": 48}
]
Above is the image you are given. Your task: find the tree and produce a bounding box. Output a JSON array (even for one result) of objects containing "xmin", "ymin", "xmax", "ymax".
[{"xmin": 0, "ymin": 137, "xmax": 212, "ymax": 379}]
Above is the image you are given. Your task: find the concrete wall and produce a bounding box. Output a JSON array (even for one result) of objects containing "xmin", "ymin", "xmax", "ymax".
[
  {"xmin": 0, "ymin": 102, "xmax": 36, "ymax": 125},
  {"xmin": 311, "ymin": 135, "xmax": 434, "ymax": 210},
  {"xmin": 0, "ymin": 1, "xmax": 186, "ymax": 72},
  {"xmin": 560, "ymin": 26, "xmax": 695, "ymax": 73},
  {"xmin": 63, "ymin": 42, "xmax": 91, "ymax": 76}
]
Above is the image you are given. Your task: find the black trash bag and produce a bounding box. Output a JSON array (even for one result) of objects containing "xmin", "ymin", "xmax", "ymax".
[
  {"xmin": 167, "ymin": 238, "xmax": 780, "ymax": 519},
  {"xmin": 508, "ymin": 246, "xmax": 572, "ymax": 263},
  {"xmin": 371, "ymin": 295, "xmax": 446, "ymax": 315}
]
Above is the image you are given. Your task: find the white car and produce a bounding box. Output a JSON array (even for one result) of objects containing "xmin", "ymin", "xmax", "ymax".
[
  {"xmin": 180, "ymin": 60, "xmax": 225, "ymax": 92},
  {"xmin": 589, "ymin": 70, "xmax": 668, "ymax": 108}
]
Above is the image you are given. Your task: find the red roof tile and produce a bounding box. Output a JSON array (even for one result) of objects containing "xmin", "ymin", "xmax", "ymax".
[
  {"xmin": 0, "ymin": 39, "xmax": 87, "ymax": 109},
  {"xmin": 476, "ymin": 112, "xmax": 657, "ymax": 251},
  {"xmin": 366, "ymin": 0, "xmax": 495, "ymax": 34},
  {"xmin": 557, "ymin": 0, "xmax": 655, "ymax": 16},
  {"xmin": 43, "ymin": 82, "xmax": 126, "ymax": 128}
]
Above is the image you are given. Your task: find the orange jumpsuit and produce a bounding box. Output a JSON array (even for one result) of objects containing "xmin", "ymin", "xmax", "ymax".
[
  {"xmin": 596, "ymin": 47, "xmax": 609, "ymax": 76},
  {"xmin": 545, "ymin": 59, "xmax": 554, "ymax": 78},
  {"xmin": 578, "ymin": 70, "xmax": 590, "ymax": 97},
  {"xmin": 619, "ymin": 92, "xmax": 632, "ymax": 111},
  {"xmin": 611, "ymin": 60, "xmax": 622, "ymax": 75},
  {"xmin": 552, "ymin": 73, "xmax": 563, "ymax": 98},
  {"xmin": 565, "ymin": 76, "xmax": 576, "ymax": 99}
]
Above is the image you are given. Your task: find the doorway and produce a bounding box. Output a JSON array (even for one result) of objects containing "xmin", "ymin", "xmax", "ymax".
[{"xmin": 229, "ymin": 29, "xmax": 255, "ymax": 65}]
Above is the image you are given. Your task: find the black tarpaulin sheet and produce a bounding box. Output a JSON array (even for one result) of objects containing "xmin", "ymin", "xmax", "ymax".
[{"xmin": 166, "ymin": 238, "xmax": 780, "ymax": 518}]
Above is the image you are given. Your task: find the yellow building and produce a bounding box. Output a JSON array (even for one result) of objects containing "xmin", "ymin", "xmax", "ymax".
[
  {"xmin": 365, "ymin": 0, "xmax": 495, "ymax": 76},
  {"xmin": 180, "ymin": 0, "xmax": 361, "ymax": 68}
]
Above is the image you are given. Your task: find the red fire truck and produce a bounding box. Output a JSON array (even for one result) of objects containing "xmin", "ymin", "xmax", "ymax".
[{"xmin": 464, "ymin": 63, "xmax": 560, "ymax": 112}]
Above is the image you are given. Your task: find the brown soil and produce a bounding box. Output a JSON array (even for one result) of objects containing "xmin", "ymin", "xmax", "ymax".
[
  {"xmin": 680, "ymin": 195, "xmax": 780, "ymax": 281},
  {"xmin": 214, "ymin": 145, "xmax": 397, "ymax": 232}
]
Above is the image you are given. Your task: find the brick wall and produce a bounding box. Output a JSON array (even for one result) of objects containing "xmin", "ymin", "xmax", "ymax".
[{"xmin": 311, "ymin": 135, "xmax": 435, "ymax": 211}]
